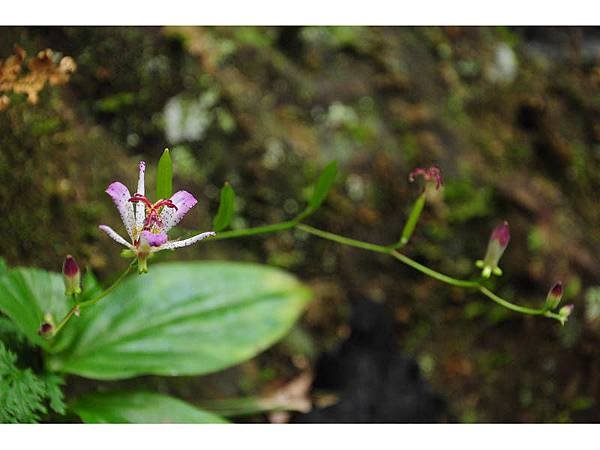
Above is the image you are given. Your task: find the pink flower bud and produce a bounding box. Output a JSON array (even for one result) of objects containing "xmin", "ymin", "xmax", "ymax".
[
  {"xmin": 544, "ymin": 281, "xmax": 563, "ymax": 310},
  {"xmin": 62, "ymin": 255, "xmax": 81, "ymax": 296},
  {"xmin": 409, "ymin": 166, "xmax": 443, "ymax": 192},
  {"xmin": 476, "ymin": 221, "xmax": 510, "ymax": 278}
]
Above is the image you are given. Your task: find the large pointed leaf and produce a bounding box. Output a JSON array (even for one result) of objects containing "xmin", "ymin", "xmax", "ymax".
[
  {"xmin": 307, "ymin": 161, "xmax": 337, "ymax": 212},
  {"xmin": 71, "ymin": 391, "xmax": 227, "ymax": 423},
  {"xmin": 48, "ymin": 262, "xmax": 312, "ymax": 380},
  {"xmin": 212, "ymin": 182, "xmax": 236, "ymax": 232},
  {"xmin": 156, "ymin": 148, "xmax": 173, "ymax": 200}
]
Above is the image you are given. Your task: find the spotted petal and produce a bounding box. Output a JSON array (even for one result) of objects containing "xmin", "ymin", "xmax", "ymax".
[
  {"xmin": 155, "ymin": 231, "xmax": 215, "ymax": 251},
  {"xmin": 99, "ymin": 225, "xmax": 134, "ymax": 249},
  {"xmin": 158, "ymin": 190, "xmax": 198, "ymax": 232},
  {"xmin": 105, "ymin": 181, "xmax": 135, "ymax": 241},
  {"xmin": 134, "ymin": 161, "xmax": 146, "ymax": 235}
]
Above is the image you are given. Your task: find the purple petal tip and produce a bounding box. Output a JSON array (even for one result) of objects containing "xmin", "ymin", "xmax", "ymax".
[
  {"xmin": 551, "ymin": 282, "xmax": 563, "ymax": 297},
  {"xmin": 491, "ymin": 221, "xmax": 510, "ymax": 247},
  {"xmin": 62, "ymin": 255, "xmax": 79, "ymax": 276}
]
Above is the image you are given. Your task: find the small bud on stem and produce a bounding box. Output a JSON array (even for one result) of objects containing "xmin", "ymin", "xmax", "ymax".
[
  {"xmin": 476, "ymin": 221, "xmax": 510, "ymax": 278},
  {"xmin": 38, "ymin": 312, "xmax": 55, "ymax": 338},
  {"xmin": 38, "ymin": 322, "xmax": 54, "ymax": 337},
  {"xmin": 63, "ymin": 255, "xmax": 82, "ymax": 296},
  {"xmin": 544, "ymin": 282, "xmax": 563, "ymax": 310}
]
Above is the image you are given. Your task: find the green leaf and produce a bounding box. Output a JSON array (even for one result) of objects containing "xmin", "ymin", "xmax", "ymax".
[
  {"xmin": 0, "ymin": 341, "xmax": 57, "ymax": 423},
  {"xmin": 0, "ymin": 266, "xmax": 102, "ymax": 351},
  {"xmin": 71, "ymin": 391, "xmax": 227, "ymax": 424},
  {"xmin": 42, "ymin": 373, "xmax": 66, "ymax": 416},
  {"xmin": 0, "ymin": 257, "xmax": 7, "ymax": 276},
  {"xmin": 212, "ymin": 182, "xmax": 236, "ymax": 232},
  {"xmin": 48, "ymin": 262, "xmax": 312, "ymax": 380},
  {"xmin": 0, "ymin": 267, "xmax": 70, "ymax": 349},
  {"xmin": 307, "ymin": 161, "xmax": 337, "ymax": 212},
  {"xmin": 156, "ymin": 148, "xmax": 173, "ymax": 200}
]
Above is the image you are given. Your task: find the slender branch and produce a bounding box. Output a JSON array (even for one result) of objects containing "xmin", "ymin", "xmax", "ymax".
[
  {"xmin": 77, "ymin": 260, "xmax": 136, "ymax": 309},
  {"xmin": 479, "ymin": 286, "xmax": 561, "ymax": 320},
  {"xmin": 295, "ymin": 224, "xmax": 391, "ymax": 254},
  {"xmin": 51, "ymin": 260, "xmax": 136, "ymax": 337},
  {"xmin": 389, "ymin": 250, "xmax": 480, "ymax": 288},
  {"xmin": 208, "ymin": 220, "xmax": 296, "ymax": 240},
  {"xmin": 208, "ymin": 219, "xmax": 561, "ymax": 322},
  {"xmin": 51, "ymin": 307, "xmax": 79, "ymax": 337}
]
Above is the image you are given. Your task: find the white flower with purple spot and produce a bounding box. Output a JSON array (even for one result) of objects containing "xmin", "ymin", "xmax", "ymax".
[{"xmin": 99, "ymin": 161, "xmax": 215, "ymax": 273}]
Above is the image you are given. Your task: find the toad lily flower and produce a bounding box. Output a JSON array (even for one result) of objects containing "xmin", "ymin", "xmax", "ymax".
[
  {"xmin": 99, "ymin": 161, "xmax": 215, "ymax": 273},
  {"xmin": 476, "ymin": 221, "xmax": 510, "ymax": 278}
]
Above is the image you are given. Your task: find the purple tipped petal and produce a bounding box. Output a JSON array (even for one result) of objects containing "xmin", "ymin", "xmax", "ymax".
[
  {"xmin": 159, "ymin": 190, "xmax": 198, "ymax": 232},
  {"xmin": 491, "ymin": 221, "xmax": 510, "ymax": 248},
  {"xmin": 156, "ymin": 231, "xmax": 215, "ymax": 251},
  {"xmin": 99, "ymin": 225, "xmax": 134, "ymax": 249},
  {"xmin": 106, "ymin": 181, "xmax": 135, "ymax": 240},
  {"xmin": 139, "ymin": 230, "xmax": 168, "ymax": 247}
]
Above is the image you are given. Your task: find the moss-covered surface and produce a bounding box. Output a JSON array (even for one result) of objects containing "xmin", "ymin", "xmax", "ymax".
[{"xmin": 2, "ymin": 26, "xmax": 600, "ymax": 422}]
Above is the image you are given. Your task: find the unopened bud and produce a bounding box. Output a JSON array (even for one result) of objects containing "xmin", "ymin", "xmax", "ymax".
[
  {"xmin": 38, "ymin": 322, "xmax": 54, "ymax": 337},
  {"xmin": 62, "ymin": 255, "xmax": 81, "ymax": 296},
  {"xmin": 544, "ymin": 282, "xmax": 563, "ymax": 310},
  {"xmin": 558, "ymin": 304, "xmax": 574, "ymax": 325},
  {"xmin": 476, "ymin": 221, "xmax": 510, "ymax": 278},
  {"xmin": 38, "ymin": 312, "xmax": 55, "ymax": 338}
]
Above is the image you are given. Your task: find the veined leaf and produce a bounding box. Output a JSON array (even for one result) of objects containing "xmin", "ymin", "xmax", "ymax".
[
  {"xmin": 156, "ymin": 148, "xmax": 173, "ymax": 200},
  {"xmin": 213, "ymin": 182, "xmax": 236, "ymax": 232},
  {"xmin": 48, "ymin": 262, "xmax": 312, "ymax": 380},
  {"xmin": 71, "ymin": 391, "xmax": 227, "ymax": 424}
]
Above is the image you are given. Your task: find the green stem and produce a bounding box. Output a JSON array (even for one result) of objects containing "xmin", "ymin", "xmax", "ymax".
[
  {"xmin": 296, "ymin": 223, "xmax": 390, "ymax": 254},
  {"xmin": 77, "ymin": 260, "xmax": 136, "ymax": 309},
  {"xmin": 51, "ymin": 260, "xmax": 135, "ymax": 337},
  {"xmin": 209, "ymin": 220, "xmax": 561, "ymax": 322},
  {"xmin": 390, "ymin": 250, "xmax": 480, "ymax": 288},
  {"xmin": 208, "ymin": 220, "xmax": 296, "ymax": 240},
  {"xmin": 51, "ymin": 307, "xmax": 79, "ymax": 337},
  {"xmin": 478, "ymin": 286, "xmax": 561, "ymax": 320},
  {"xmin": 396, "ymin": 193, "xmax": 426, "ymax": 248}
]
